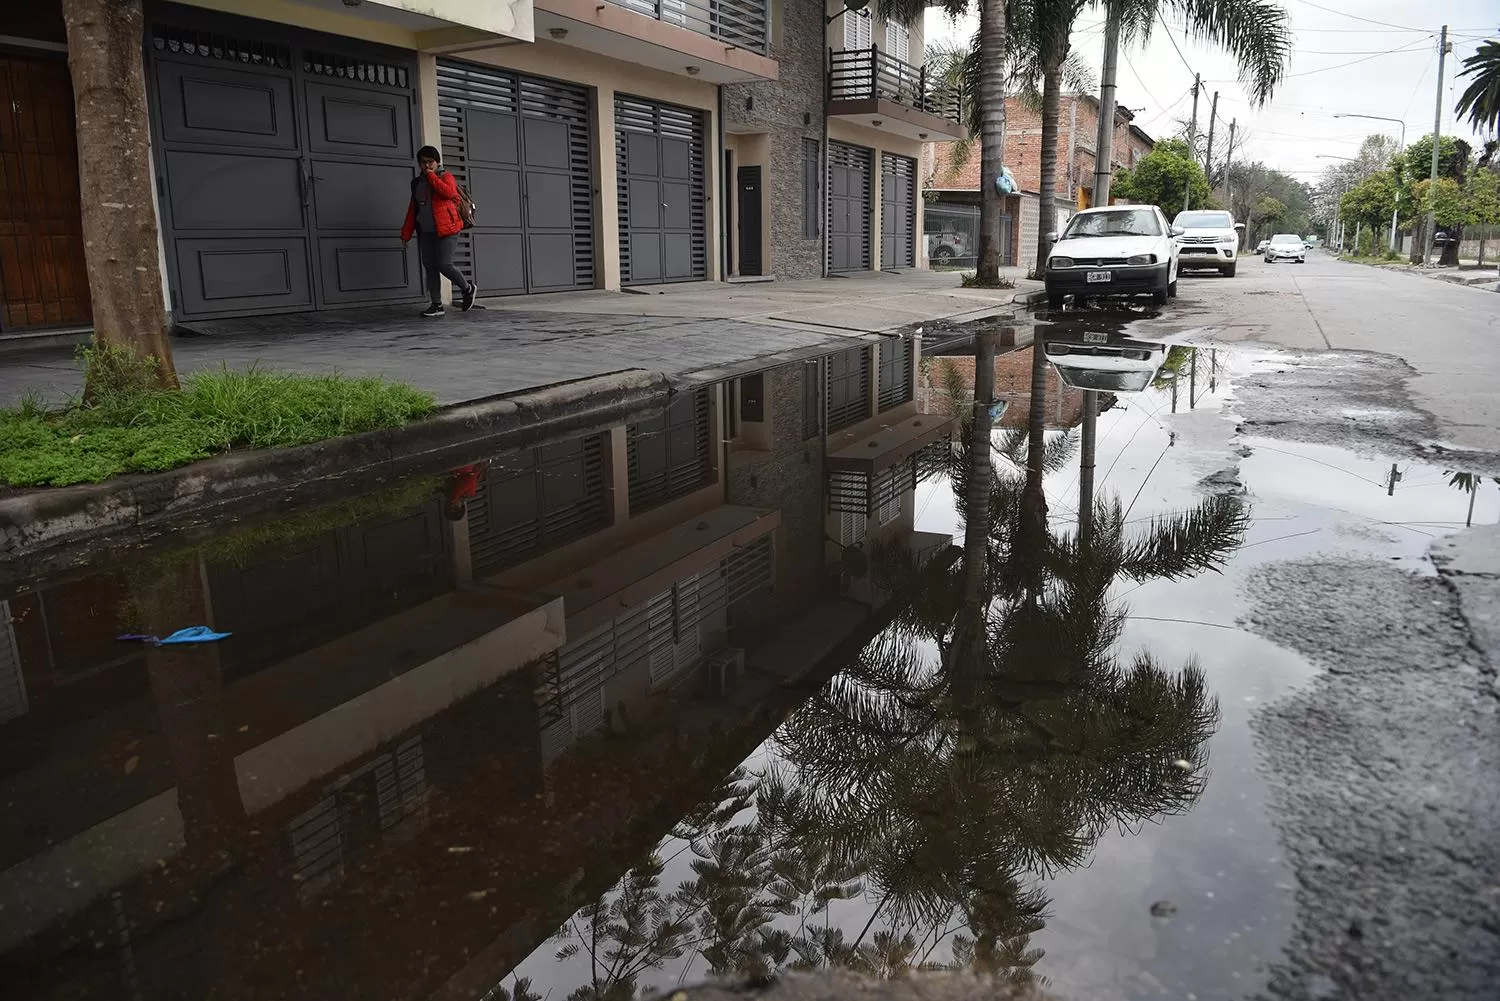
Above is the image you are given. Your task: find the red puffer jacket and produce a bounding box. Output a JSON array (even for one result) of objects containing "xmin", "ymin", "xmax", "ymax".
[{"xmin": 401, "ymin": 169, "xmax": 464, "ymax": 240}]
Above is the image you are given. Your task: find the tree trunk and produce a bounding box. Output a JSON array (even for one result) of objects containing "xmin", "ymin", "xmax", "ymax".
[
  {"xmin": 1409, "ymin": 217, "xmax": 1426, "ymax": 265},
  {"xmin": 1033, "ymin": 61, "xmax": 1064, "ymax": 275},
  {"xmin": 62, "ymin": 0, "xmax": 178, "ymax": 393},
  {"xmin": 1018, "ymin": 331, "xmax": 1050, "ymax": 584},
  {"xmin": 950, "ymin": 328, "xmax": 999, "ymax": 683},
  {"xmin": 975, "ymin": 0, "xmax": 1007, "ymax": 283},
  {"xmin": 1439, "ymin": 224, "xmax": 1462, "ymax": 266}
]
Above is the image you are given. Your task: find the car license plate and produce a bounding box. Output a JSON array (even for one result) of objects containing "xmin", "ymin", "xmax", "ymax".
[
  {"xmin": 1083, "ymin": 331, "xmax": 1108, "ymax": 344},
  {"xmin": 1086, "ymin": 271, "xmax": 1112, "ymax": 283}
]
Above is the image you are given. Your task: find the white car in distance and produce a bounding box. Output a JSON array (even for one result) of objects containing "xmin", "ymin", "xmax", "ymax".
[
  {"xmin": 1264, "ymin": 233, "xmax": 1306, "ymax": 264},
  {"xmin": 1173, "ymin": 209, "xmax": 1243, "ymax": 277}
]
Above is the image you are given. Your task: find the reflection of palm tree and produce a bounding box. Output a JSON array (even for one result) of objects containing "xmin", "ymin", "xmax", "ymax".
[
  {"xmin": 532, "ymin": 332, "xmax": 1245, "ymax": 998},
  {"xmin": 1446, "ymin": 470, "xmax": 1499, "ymax": 528}
]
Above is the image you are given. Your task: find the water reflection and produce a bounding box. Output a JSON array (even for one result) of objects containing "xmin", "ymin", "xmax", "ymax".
[{"xmin": 505, "ymin": 335, "xmax": 1249, "ymax": 999}]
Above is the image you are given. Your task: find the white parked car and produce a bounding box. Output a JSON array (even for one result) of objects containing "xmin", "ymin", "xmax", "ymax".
[
  {"xmin": 1265, "ymin": 233, "xmax": 1306, "ymax": 264},
  {"xmin": 1173, "ymin": 209, "xmax": 1242, "ymax": 277},
  {"xmin": 1043, "ymin": 205, "xmax": 1180, "ymax": 309}
]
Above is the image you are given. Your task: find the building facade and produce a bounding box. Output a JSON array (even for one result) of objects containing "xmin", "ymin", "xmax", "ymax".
[
  {"xmin": 0, "ymin": 0, "xmax": 961, "ymax": 344},
  {"xmin": 921, "ymin": 94, "xmax": 1155, "ymax": 272}
]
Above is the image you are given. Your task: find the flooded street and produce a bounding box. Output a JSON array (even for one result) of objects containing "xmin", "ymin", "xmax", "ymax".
[{"xmin": 3, "ymin": 315, "xmax": 1497, "ymax": 1001}]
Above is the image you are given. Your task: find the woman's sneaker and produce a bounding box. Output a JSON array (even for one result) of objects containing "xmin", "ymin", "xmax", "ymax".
[
  {"xmin": 461, "ymin": 282, "xmax": 478, "ymax": 312},
  {"xmin": 421, "ymin": 303, "xmax": 445, "ymax": 318}
]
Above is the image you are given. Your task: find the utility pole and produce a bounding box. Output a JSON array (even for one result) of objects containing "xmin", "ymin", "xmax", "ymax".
[
  {"xmin": 1092, "ymin": 2, "xmax": 1124, "ymax": 205},
  {"xmin": 1422, "ymin": 25, "xmax": 1449, "ymax": 266},
  {"xmin": 1204, "ymin": 90, "xmax": 1220, "ymax": 180},
  {"xmin": 1183, "ymin": 74, "xmax": 1201, "ymax": 215},
  {"xmin": 1225, "ymin": 119, "xmax": 1237, "ymax": 216}
]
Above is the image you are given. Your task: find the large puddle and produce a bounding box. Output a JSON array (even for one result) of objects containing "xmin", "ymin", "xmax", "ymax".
[{"xmin": 2, "ymin": 318, "xmax": 1494, "ymax": 1000}]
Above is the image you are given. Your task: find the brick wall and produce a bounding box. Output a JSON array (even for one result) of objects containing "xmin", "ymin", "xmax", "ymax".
[
  {"xmin": 722, "ymin": 0, "xmax": 827, "ymax": 280},
  {"xmin": 925, "ymin": 95, "xmax": 1154, "ymax": 206}
]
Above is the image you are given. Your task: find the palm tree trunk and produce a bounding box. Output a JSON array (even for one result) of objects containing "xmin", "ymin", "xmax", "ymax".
[
  {"xmin": 951, "ymin": 328, "xmax": 998, "ymax": 682},
  {"xmin": 62, "ymin": 0, "xmax": 178, "ymax": 394},
  {"xmin": 975, "ymin": 0, "xmax": 1007, "ymax": 282},
  {"xmin": 1019, "ymin": 332, "xmax": 1050, "ymax": 592},
  {"xmin": 1033, "ymin": 62, "xmax": 1064, "ymax": 273}
]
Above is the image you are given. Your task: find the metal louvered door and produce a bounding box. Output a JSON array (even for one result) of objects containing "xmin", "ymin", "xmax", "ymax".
[
  {"xmin": 828, "ymin": 141, "xmax": 872, "ymax": 272},
  {"xmin": 880, "ymin": 153, "xmax": 916, "ymax": 269},
  {"xmin": 147, "ymin": 12, "xmax": 421, "ymax": 318},
  {"xmin": 616, "ymin": 96, "xmax": 707, "ymax": 285},
  {"xmin": 437, "ymin": 61, "xmax": 595, "ymax": 294},
  {"xmin": 467, "ymin": 433, "xmax": 610, "ymax": 577}
]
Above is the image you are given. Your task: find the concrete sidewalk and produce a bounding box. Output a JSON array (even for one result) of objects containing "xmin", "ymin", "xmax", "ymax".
[{"xmin": 2, "ymin": 269, "xmax": 1040, "ymax": 409}]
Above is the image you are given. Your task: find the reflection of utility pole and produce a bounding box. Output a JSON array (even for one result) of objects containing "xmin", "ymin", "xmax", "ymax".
[
  {"xmin": 1080, "ymin": 391, "xmax": 1097, "ymax": 538},
  {"xmin": 1386, "ymin": 463, "xmax": 1403, "ymax": 495},
  {"xmin": 1188, "ymin": 349, "xmax": 1198, "ymax": 409}
]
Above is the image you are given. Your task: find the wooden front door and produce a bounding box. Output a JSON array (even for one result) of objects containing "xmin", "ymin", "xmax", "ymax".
[{"xmin": 0, "ymin": 55, "xmax": 91, "ymax": 331}]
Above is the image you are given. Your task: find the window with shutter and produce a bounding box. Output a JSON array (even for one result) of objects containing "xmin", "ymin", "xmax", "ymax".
[
  {"xmin": 844, "ymin": 10, "xmax": 871, "ymax": 49},
  {"xmin": 885, "ymin": 21, "xmax": 909, "ymax": 63}
]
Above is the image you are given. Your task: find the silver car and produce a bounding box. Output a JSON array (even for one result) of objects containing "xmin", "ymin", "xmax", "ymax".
[{"xmin": 1264, "ymin": 233, "xmax": 1306, "ymax": 264}]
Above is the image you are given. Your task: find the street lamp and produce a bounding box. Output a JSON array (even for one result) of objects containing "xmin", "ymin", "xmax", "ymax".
[
  {"xmin": 1333, "ymin": 113, "xmax": 1407, "ymax": 252},
  {"xmin": 1317, "ymin": 154, "xmax": 1357, "ymax": 249}
]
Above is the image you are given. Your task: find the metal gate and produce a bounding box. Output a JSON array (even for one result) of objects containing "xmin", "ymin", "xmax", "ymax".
[
  {"xmin": 467, "ymin": 433, "xmax": 610, "ymax": 577},
  {"xmin": 147, "ymin": 13, "xmax": 422, "ymax": 318},
  {"xmin": 827, "ymin": 141, "xmax": 872, "ymax": 272},
  {"xmin": 616, "ymin": 96, "xmax": 707, "ymax": 284},
  {"xmin": 880, "ymin": 153, "xmax": 916, "ymax": 269},
  {"xmin": 437, "ymin": 60, "xmax": 595, "ymax": 294}
]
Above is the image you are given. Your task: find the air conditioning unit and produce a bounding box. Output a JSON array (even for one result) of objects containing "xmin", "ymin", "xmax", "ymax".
[{"xmin": 705, "ymin": 646, "xmax": 745, "ymax": 696}]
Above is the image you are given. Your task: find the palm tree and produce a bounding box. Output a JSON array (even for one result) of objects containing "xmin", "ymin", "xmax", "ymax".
[
  {"xmin": 1091, "ymin": 0, "xmax": 1291, "ymax": 202},
  {"xmin": 1456, "ymin": 40, "xmax": 1500, "ymax": 135}
]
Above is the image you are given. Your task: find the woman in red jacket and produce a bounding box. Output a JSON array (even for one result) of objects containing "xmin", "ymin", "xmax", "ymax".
[{"xmin": 401, "ymin": 145, "xmax": 477, "ymax": 317}]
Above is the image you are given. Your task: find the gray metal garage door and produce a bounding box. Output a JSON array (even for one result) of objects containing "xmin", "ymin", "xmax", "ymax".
[
  {"xmin": 616, "ymin": 96, "xmax": 707, "ymax": 285},
  {"xmin": 828, "ymin": 141, "xmax": 872, "ymax": 272},
  {"xmin": 437, "ymin": 61, "xmax": 595, "ymax": 295},
  {"xmin": 881, "ymin": 153, "xmax": 916, "ymax": 269},
  {"xmin": 148, "ymin": 15, "xmax": 421, "ymax": 318}
]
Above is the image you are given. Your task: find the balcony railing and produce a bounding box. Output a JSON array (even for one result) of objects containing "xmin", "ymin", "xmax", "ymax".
[
  {"xmin": 606, "ymin": 0, "xmax": 768, "ymax": 55},
  {"xmin": 828, "ymin": 48, "xmax": 963, "ymax": 125}
]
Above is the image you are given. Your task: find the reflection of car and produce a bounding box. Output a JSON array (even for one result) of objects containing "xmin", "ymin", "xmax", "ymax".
[
  {"xmin": 926, "ymin": 230, "xmax": 969, "ymax": 263},
  {"xmin": 1256, "ymin": 239, "xmax": 1270, "ymax": 254},
  {"xmin": 1265, "ymin": 233, "xmax": 1306, "ymax": 263},
  {"xmin": 1173, "ymin": 209, "xmax": 1242, "ymax": 277},
  {"xmin": 1044, "ymin": 333, "xmax": 1168, "ymax": 393},
  {"xmin": 1043, "ymin": 205, "xmax": 1179, "ymax": 309}
]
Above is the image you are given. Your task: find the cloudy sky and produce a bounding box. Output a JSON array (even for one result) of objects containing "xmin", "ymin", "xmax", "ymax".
[{"xmin": 923, "ymin": 0, "xmax": 1496, "ymax": 184}]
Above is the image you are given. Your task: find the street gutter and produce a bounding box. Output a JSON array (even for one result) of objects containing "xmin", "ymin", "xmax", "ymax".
[{"xmin": 0, "ymin": 369, "xmax": 671, "ymax": 591}]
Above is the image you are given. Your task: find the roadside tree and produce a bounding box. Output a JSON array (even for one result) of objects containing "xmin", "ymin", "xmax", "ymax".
[
  {"xmin": 1113, "ymin": 139, "xmax": 1211, "ymax": 215},
  {"xmin": 1463, "ymin": 167, "xmax": 1500, "ymax": 266},
  {"xmin": 1455, "ymin": 39, "xmax": 1500, "ymax": 134},
  {"xmin": 61, "ymin": 0, "xmax": 179, "ymax": 395}
]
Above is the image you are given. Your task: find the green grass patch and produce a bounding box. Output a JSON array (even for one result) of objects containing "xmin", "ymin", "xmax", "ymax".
[{"xmin": 1, "ymin": 366, "xmax": 437, "ymax": 488}]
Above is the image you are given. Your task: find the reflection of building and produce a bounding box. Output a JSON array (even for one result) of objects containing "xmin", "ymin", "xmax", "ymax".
[
  {"xmin": 0, "ymin": 335, "xmax": 955, "ymax": 997},
  {"xmin": 920, "ymin": 346, "xmax": 1093, "ymax": 430}
]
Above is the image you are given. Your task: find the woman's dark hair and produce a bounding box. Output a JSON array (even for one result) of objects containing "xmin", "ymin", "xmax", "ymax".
[{"xmin": 417, "ymin": 145, "xmax": 441, "ymax": 162}]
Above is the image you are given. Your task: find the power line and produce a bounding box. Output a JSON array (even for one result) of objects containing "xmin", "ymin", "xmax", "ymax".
[
  {"xmin": 1155, "ymin": 10, "xmax": 1199, "ymax": 76},
  {"xmin": 1401, "ymin": 49, "xmax": 1438, "ymax": 120},
  {"xmin": 1286, "ymin": 0, "xmax": 1421, "ymax": 32},
  {"xmin": 1282, "ymin": 38, "xmax": 1434, "ymax": 78}
]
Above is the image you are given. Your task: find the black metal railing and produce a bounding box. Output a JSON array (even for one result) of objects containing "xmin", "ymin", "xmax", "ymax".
[
  {"xmin": 605, "ymin": 0, "xmax": 768, "ymax": 55},
  {"xmin": 827, "ymin": 48, "xmax": 963, "ymax": 125}
]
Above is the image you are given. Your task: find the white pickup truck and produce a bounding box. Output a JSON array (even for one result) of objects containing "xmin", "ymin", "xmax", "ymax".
[{"xmin": 1172, "ymin": 210, "xmax": 1244, "ymax": 277}]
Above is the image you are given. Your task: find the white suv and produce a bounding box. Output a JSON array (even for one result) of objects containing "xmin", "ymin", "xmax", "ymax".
[{"xmin": 1173, "ymin": 210, "xmax": 1242, "ymax": 277}]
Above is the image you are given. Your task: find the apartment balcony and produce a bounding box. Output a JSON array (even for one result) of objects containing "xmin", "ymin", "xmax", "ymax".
[
  {"xmin": 826, "ymin": 412, "xmax": 957, "ymax": 516},
  {"xmin": 536, "ymin": 0, "xmax": 777, "ymax": 83},
  {"xmin": 826, "ymin": 48, "xmax": 967, "ymax": 142}
]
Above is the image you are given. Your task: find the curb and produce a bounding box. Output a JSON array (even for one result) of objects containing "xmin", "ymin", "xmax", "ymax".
[
  {"xmin": 1012, "ymin": 288, "xmax": 1047, "ymax": 306},
  {"xmin": 0, "ymin": 369, "xmax": 671, "ymax": 589}
]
